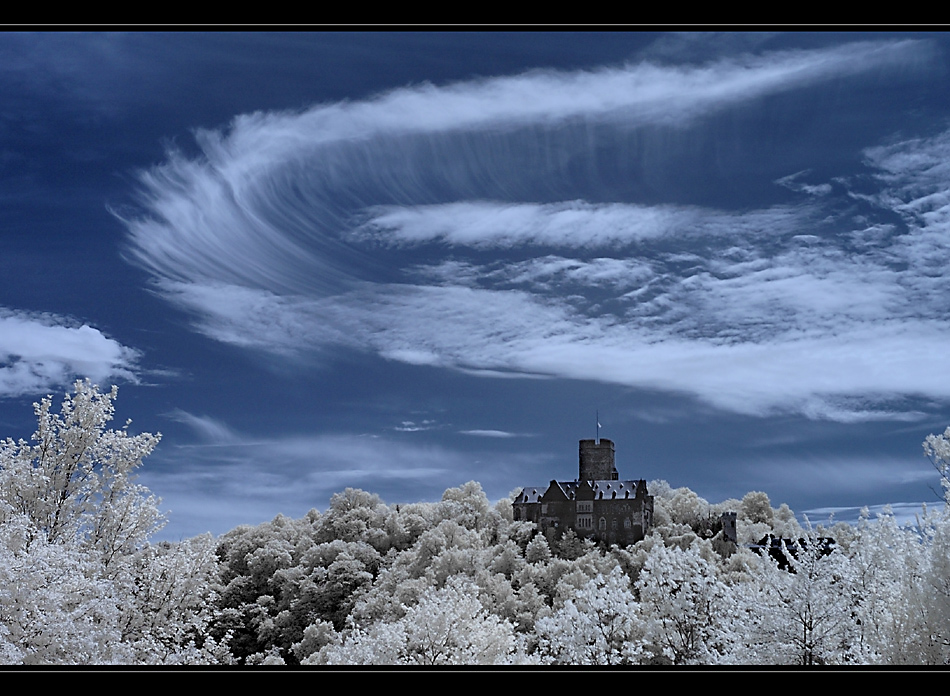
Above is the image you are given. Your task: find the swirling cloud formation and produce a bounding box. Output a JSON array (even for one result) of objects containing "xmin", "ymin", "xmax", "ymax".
[{"xmin": 122, "ymin": 40, "xmax": 949, "ymax": 421}]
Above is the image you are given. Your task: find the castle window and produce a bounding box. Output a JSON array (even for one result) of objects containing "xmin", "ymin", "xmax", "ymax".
[{"xmin": 599, "ymin": 517, "xmax": 606, "ymax": 531}]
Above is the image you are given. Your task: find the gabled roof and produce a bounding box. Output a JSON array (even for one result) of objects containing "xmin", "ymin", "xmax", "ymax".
[
  {"xmin": 513, "ymin": 486, "xmax": 545, "ymax": 504},
  {"xmin": 541, "ymin": 480, "xmax": 572, "ymax": 502}
]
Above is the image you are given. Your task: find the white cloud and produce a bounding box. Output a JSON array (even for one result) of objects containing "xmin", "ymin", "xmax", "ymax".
[
  {"xmin": 357, "ymin": 201, "xmax": 809, "ymax": 250},
  {"xmin": 394, "ymin": 419, "xmax": 438, "ymax": 432},
  {"xmin": 124, "ymin": 41, "xmax": 922, "ymax": 291},
  {"xmin": 165, "ymin": 409, "xmax": 238, "ymax": 444},
  {"xmin": 745, "ymin": 454, "xmax": 937, "ymax": 497},
  {"xmin": 775, "ymin": 170, "xmax": 834, "ymax": 197},
  {"xmin": 356, "ymin": 201, "xmax": 706, "ymax": 248},
  {"xmin": 143, "ymin": 418, "xmax": 505, "ymax": 537},
  {"xmin": 118, "ymin": 40, "xmax": 950, "ymax": 423},
  {"xmin": 414, "ymin": 256, "xmax": 656, "ymax": 293},
  {"xmin": 204, "ymin": 40, "xmax": 924, "ymax": 157},
  {"xmin": 802, "ymin": 502, "xmax": 940, "ymax": 527},
  {"xmin": 0, "ymin": 309, "xmax": 138, "ymax": 397},
  {"xmin": 460, "ymin": 429, "xmax": 520, "ymax": 438}
]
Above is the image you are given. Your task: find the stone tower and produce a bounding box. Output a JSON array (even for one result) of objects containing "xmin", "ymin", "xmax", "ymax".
[
  {"xmin": 721, "ymin": 511, "xmax": 738, "ymax": 544},
  {"xmin": 578, "ymin": 438, "xmax": 619, "ymax": 481}
]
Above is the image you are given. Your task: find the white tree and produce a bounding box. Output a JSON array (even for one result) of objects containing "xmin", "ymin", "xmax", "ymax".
[
  {"xmin": 911, "ymin": 427, "xmax": 950, "ymax": 663},
  {"xmin": 848, "ymin": 508, "xmax": 934, "ymax": 664},
  {"xmin": 0, "ymin": 380, "xmax": 161, "ymax": 551},
  {"xmin": 0, "ymin": 514, "xmax": 122, "ymax": 664},
  {"xmin": 312, "ymin": 575, "xmax": 520, "ymax": 665},
  {"xmin": 743, "ymin": 534, "xmax": 860, "ymax": 666},
  {"xmin": 636, "ymin": 543, "xmax": 735, "ymax": 665},
  {"xmin": 535, "ymin": 567, "xmax": 644, "ymax": 665},
  {"xmin": 0, "ymin": 381, "xmax": 221, "ymax": 665},
  {"xmin": 923, "ymin": 426, "xmax": 950, "ymax": 503}
]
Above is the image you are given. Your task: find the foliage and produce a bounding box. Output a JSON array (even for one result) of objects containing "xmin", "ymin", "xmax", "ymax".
[
  {"xmin": 741, "ymin": 533, "xmax": 861, "ymax": 665},
  {"xmin": 923, "ymin": 426, "xmax": 950, "ymax": 502},
  {"xmin": 636, "ymin": 544, "xmax": 733, "ymax": 665},
  {"xmin": 0, "ymin": 381, "xmax": 220, "ymax": 665},
  {"xmin": 0, "ymin": 381, "xmax": 161, "ymax": 550},
  {"xmin": 535, "ymin": 567, "xmax": 643, "ymax": 665},
  {"xmin": 310, "ymin": 575, "xmax": 521, "ymax": 665}
]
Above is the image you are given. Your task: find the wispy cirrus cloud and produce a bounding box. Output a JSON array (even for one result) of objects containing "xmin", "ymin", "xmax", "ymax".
[
  {"xmin": 355, "ymin": 201, "xmax": 810, "ymax": 250},
  {"xmin": 743, "ymin": 454, "xmax": 940, "ymax": 518},
  {"xmin": 119, "ymin": 39, "xmax": 947, "ymax": 423},
  {"xmin": 147, "ymin": 410, "xmax": 535, "ymax": 536},
  {"xmin": 460, "ymin": 429, "xmax": 521, "ymax": 438},
  {"xmin": 356, "ymin": 201, "xmax": 705, "ymax": 248},
  {"xmin": 123, "ymin": 40, "xmax": 923, "ymax": 293},
  {"xmin": 803, "ymin": 503, "xmax": 938, "ymax": 527},
  {"xmin": 0, "ymin": 309, "xmax": 138, "ymax": 397},
  {"xmin": 165, "ymin": 409, "xmax": 238, "ymax": 444}
]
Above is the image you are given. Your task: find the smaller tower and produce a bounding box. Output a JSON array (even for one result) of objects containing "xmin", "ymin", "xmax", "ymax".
[
  {"xmin": 721, "ymin": 511, "xmax": 738, "ymax": 544},
  {"xmin": 578, "ymin": 438, "xmax": 618, "ymax": 481}
]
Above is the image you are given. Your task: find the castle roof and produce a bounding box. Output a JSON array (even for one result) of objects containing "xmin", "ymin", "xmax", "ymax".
[
  {"xmin": 515, "ymin": 479, "xmax": 648, "ymax": 502},
  {"xmin": 563, "ymin": 480, "xmax": 646, "ymax": 500},
  {"xmin": 513, "ymin": 486, "xmax": 545, "ymax": 504},
  {"xmin": 588, "ymin": 480, "xmax": 646, "ymax": 499}
]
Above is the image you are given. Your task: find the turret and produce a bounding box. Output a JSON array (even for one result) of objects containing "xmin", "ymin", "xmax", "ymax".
[{"xmin": 578, "ymin": 438, "xmax": 618, "ymax": 481}]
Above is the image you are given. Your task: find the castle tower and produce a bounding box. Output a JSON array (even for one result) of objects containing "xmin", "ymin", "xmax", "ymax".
[
  {"xmin": 721, "ymin": 511, "xmax": 738, "ymax": 544},
  {"xmin": 578, "ymin": 438, "xmax": 618, "ymax": 481}
]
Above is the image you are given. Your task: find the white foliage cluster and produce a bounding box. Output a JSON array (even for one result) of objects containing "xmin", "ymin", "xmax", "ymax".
[
  {"xmin": 211, "ymin": 464, "xmax": 950, "ymax": 667},
  {"xmin": 535, "ymin": 567, "xmax": 643, "ymax": 665},
  {"xmin": 0, "ymin": 381, "xmax": 222, "ymax": 665},
  {"xmin": 313, "ymin": 575, "xmax": 517, "ymax": 665},
  {"xmin": 924, "ymin": 425, "xmax": 950, "ymax": 502}
]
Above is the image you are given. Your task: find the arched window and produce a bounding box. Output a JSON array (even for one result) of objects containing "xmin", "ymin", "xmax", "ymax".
[{"xmin": 599, "ymin": 517, "xmax": 606, "ymax": 531}]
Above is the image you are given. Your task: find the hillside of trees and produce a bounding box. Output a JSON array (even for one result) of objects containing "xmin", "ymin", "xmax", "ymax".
[{"xmin": 2, "ymin": 381, "xmax": 950, "ymax": 666}]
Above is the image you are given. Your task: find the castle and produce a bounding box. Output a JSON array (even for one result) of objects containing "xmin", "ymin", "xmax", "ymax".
[{"xmin": 512, "ymin": 438, "xmax": 655, "ymax": 546}]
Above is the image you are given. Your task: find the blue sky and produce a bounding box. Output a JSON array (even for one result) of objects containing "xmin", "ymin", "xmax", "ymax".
[{"xmin": 2, "ymin": 31, "xmax": 950, "ymax": 539}]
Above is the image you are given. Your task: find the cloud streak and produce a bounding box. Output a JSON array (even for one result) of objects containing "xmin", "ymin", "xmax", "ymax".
[
  {"xmin": 145, "ymin": 411, "xmax": 528, "ymax": 536},
  {"xmin": 120, "ymin": 39, "xmax": 947, "ymax": 422}
]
